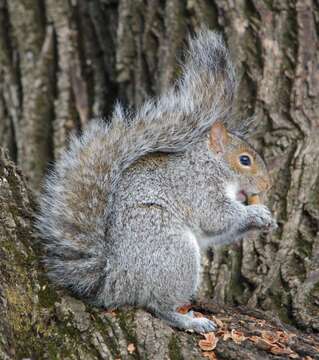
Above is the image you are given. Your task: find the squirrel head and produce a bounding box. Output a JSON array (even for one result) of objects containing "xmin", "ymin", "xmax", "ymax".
[{"xmin": 209, "ymin": 122, "xmax": 271, "ymax": 202}]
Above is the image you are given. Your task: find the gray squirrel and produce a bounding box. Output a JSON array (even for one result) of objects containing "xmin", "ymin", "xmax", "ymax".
[{"xmin": 37, "ymin": 29, "xmax": 277, "ymax": 333}]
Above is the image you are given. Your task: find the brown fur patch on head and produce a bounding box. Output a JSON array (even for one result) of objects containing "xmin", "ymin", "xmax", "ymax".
[
  {"xmin": 225, "ymin": 145, "xmax": 259, "ymax": 175},
  {"xmin": 224, "ymin": 138, "xmax": 271, "ymax": 193},
  {"xmin": 255, "ymin": 175, "xmax": 271, "ymax": 192}
]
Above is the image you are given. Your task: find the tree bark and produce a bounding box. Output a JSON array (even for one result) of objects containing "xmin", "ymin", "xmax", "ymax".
[{"xmin": 0, "ymin": 0, "xmax": 318, "ymax": 356}]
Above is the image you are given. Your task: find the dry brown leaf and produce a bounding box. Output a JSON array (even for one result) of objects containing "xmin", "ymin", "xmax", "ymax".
[
  {"xmin": 275, "ymin": 330, "xmax": 289, "ymax": 343},
  {"xmin": 177, "ymin": 304, "xmax": 192, "ymax": 314},
  {"xmin": 222, "ymin": 331, "xmax": 232, "ymax": 341},
  {"xmin": 270, "ymin": 345, "xmax": 297, "ymax": 357},
  {"xmin": 249, "ymin": 336, "xmax": 259, "ymax": 343},
  {"xmin": 230, "ymin": 329, "xmax": 247, "ymax": 344},
  {"xmin": 211, "ymin": 316, "xmax": 224, "ymax": 328},
  {"xmin": 261, "ymin": 330, "xmax": 280, "ymax": 344},
  {"xmin": 302, "ymin": 356, "xmax": 314, "ymax": 360},
  {"xmin": 199, "ymin": 332, "xmax": 219, "ymax": 351},
  {"xmin": 127, "ymin": 343, "xmax": 135, "ymax": 354},
  {"xmin": 203, "ymin": 351, "xmax": 218, "ymax": 360},
  {"xmin": 249, "ymin": 336, "xmax": 273, "ymax": 350},
  {"xmin": 275, "ymin": 330, "xmax": 297, "ymax": 343}
]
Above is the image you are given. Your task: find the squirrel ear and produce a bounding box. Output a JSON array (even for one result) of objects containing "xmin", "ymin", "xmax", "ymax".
[{"xmin": 209, "ymin": 122, "xmax": 229, "ymax": 154}]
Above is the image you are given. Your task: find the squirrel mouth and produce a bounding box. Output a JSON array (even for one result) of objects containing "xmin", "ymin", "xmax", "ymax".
[
  {"xmin": 237, "ymin": 190, "xmax": 248, "ymax": 204},
  {"xmin": 237, "ymin": 191, "xmax": 261, "ymax": 205}
]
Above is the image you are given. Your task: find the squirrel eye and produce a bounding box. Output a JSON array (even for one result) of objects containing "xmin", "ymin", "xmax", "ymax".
[{"xmin": 239, "ymin": 154, "xmax": 252, "ymax": 167}]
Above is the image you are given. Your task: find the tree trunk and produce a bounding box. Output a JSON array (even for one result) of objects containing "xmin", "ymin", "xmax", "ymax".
[{"xmin": 0, "ymin": 0, "xmax": 318, "ymax": 357}]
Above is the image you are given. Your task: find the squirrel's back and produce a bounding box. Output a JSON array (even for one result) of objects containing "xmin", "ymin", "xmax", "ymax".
[{"xmin": 36, "ymin": 29, "xmax": 237, "ymax": 299}]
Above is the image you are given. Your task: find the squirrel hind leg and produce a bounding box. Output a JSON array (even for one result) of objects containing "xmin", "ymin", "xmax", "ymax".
[{"xmin": 154, "ymin": 309, "xmax": 216, "ymax": 333}]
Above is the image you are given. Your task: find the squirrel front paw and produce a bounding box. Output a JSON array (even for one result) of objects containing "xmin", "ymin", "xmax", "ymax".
[{"xmin": 247, "ymin": 204, "xmax": 277, "ymax": 232}]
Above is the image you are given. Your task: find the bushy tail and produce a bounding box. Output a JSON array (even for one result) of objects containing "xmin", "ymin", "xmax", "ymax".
[{"xmin": 36, "ymin": 29, "xmax": 237, "ymax": 298}]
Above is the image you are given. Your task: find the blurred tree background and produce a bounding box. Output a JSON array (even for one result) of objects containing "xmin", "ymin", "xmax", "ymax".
[{"xmin": 0, "ymin": 0, "xmax": 319, "ymax": 358}]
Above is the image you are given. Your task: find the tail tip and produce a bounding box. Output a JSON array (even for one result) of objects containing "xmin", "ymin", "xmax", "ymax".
[{"xmin": 187, "ymin": 28, "xmax": 232, "ymax": 72}]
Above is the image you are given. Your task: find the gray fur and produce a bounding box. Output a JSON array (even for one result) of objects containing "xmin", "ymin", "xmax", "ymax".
[{"xmin": 36, "ymin": 29, "xmax": 276, "ymax": 333}]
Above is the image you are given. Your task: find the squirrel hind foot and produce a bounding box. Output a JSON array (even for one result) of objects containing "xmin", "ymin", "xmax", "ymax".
[
  {"xmin": 156, "ymin": 310, "xmax": 216, "ymax": 334},
  {"xmin": 189, "ymin": 316, "xmax": 217, "ymax": 333}
]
